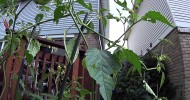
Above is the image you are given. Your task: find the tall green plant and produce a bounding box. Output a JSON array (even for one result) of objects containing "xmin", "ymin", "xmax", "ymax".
[{"xmin": 0, "ymin": 0, "xmax": 174, "ymax": 100}]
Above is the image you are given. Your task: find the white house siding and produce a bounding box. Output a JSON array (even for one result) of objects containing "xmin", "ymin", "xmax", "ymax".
[
  {"xmin": 167, "ymin": 0, "xmax": 190, "ymax": 28},
  {"xmin": 17, "ymin": 0, "xmax": 99, "ymax": 36},
  {"xmin": 0, "ymin": 16, "xmax": 6, "ymax": 39},
  {"xmin": 128, "ymin": 0, "xmax": 175, "ymax": 55},
  {"xmin": 0, "ymin": 0, "xmax": 99, "ymax": 39}
]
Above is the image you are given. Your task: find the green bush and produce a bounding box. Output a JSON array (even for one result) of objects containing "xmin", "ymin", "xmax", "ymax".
[{"xmin": 112, "ymin": 55, "xmax": 176, "ymax": 100}]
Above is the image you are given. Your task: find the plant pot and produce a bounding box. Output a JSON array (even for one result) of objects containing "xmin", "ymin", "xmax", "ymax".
[{"xmin": 40, "ymin": 46, "xmax": 52, "ymax": 54}]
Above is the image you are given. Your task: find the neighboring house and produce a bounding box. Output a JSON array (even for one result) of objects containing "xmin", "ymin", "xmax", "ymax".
[
  {"xmin": 126, "ymin": 0, "xmax": 190, "ymax": 99},
  {"xmin": 0, "ymin": 0, "xmax": 109, "ymax": 50}
]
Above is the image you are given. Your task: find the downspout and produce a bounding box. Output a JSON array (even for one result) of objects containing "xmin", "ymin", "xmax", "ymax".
[
  {"xmin": 98, "ymin": 0, "xmax": 105, "ymax": 50},
  {"xmin": 126, "ymin": 39, "xmax": 129, "ymax": 49},
  {"xmin": 99, "ymin": 0, "xmax": 109, "ymax": 50}
]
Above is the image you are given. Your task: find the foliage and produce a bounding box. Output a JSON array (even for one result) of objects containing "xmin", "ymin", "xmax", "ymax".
[
  {"xmin": 85, "ymin": 48, "xmax": 120, "ymax": 100},
  {"xmin": 112, "ymin": 39, "xmax": 177, "ymax": 100},
  {"xmin": 0, "ymin": 0, "xmax": 174, "ymax": 100},
  {"xmin": 112, "ymin": 66, "xmax": 153, "ymax": 100},
  {"xmin": 113, "ymin": 48, "xmax": 142, "ymax": 75},
  {"xmin": 142, "ymin": 11, "xmax": 174, "ymax": 27},
  {"xmin": 143, "ymin": 55, "xmax": 176, "ymax": 99},
  {"xmin": 112, "ymin": 54, "xmax": 176, "ymax": 100}
]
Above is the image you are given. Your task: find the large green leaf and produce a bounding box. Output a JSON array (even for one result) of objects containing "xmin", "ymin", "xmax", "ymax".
[
  {"xmin": 106, "ymin": 13, "xmax": 120, "ymax": 22},
  {"xmin": 0, "ymin": 35, "xmax": 20, "ymax": 56},
  {"xmin": 113, "ymin": 48, "xmax": 142, "ymax": 76},
  {"xmin": 135, "ymin": 0, "xmax": 143, "ymax": 5},
  {"xmin": 38, "ymin": 5, "xmax": 51, "ymax": 12},
  {"xmin": 10, "ymin": 37, "xmax": 20, "ymax": 54},
  {"xmin": 102, "ymin": 16, "xmax": 107, "ymax": 28},
  {"xmin": 35, "ymin": 14, "xmax": 44, "ymax": 23},
  {"xmin": 142, "ymin": 11, "xmax": 174, "ymax": 27},
  {"xmin": 160, "ymin": 72, "xmax": 165, "ymax": 89},
  {"xmin": 114, "ymin": 0, "xmax": 129, "ymax": 10},
  {"xmin": 28, "ymin": 39, "xmax": 41, "ymax": 57},
  {"xmin": 0, "ymin": 0, "xmax": 5, "ymax": 5},
  {"xmin": 25, "ymin": 50, "xmax": 33, "ymax": 64},
  {"xmin": 75, "ymin": 87, "xmax": 90, "ymax": 98},
  {"xmin": 9, "ymin": 19, "xmax": 13, "ymax": 27},
  {"xmin": 54, "ymin": 5, "xmax": 67, "ymax": 24},
  {"xmin": 87, "ymin": 21, "xmax": 94, "ymax": 35},
  {"xmin": 143, "ymin": 80, "xmax": 157, "ymax": 98},
  {"xmin": 85, "ymin": 48, "xmax": 119, "ymax": 100},
  {"xmin": 76, "ymin": 0, "xmax": 92, "ymax": 11}
]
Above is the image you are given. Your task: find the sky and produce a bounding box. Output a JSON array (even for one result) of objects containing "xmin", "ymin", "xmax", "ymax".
[{"xmin": 107, "ymin": 0, "xmax": 133, "ymax": 52}]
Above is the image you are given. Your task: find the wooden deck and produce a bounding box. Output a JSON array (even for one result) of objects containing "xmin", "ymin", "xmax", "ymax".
[{"xmin": 0, "ymin": 37, "xmax": 95, "ymax": 100}]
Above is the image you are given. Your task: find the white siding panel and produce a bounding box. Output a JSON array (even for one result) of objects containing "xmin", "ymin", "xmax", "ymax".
[
  {"xmin": 167, "ymin": 0, "xmax": 190, "ymax": 27},
  {"xmin": 0, "ymin": 22, "xmax": 6, "ymax": 39},
  {"xmin": 128, "ymin": 0, "xmax": 174, "ymax": 55},
  {"xmin": 15, "ymin": 0, "xmax": 99, "ymax": 36}
]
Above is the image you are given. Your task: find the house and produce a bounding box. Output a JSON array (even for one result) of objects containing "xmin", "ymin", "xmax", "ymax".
[
  {"xmin": 126, "ymin": 0, "xmax": 190, "ymax": 99},
  {"xmin": 0, "ymin": 0, "xmax": 109, "ymax": 51}
]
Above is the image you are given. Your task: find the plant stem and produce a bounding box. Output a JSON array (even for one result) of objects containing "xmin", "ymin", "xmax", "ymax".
[
  {"xmin": 14, "ymin": 26, "xmax": 37, "ymax": 99},
  {"xmin": 0, "ymin": 1, "xmax": 33, "ymax": 85},
  {"xmin": 72, "ymin": 8, "xmax": 89, "ymax": 48},
  {"xmin": 119, "ymin": 19, "xmax": 141, "ymax": 41},
  {"xmin": 18, "ymin": 14, "xmax": 71, "ymax": 33},
  {"xmin": 57, "ymin": 12, "xmax": 89, "ymax": 100},
  {"xmin": 106, "ymin": 19, "xmax": 142, "ymax": 50},
  {"xmin": 0, "ymin": 14, "xmax": 71, "ymax": 65},
  {"xmin": 13, "ymin": 0, "xmax": 33, "ymax": 31},
  {"xmin": 82, "ymin": 24, "xmax": 122, "ymax": 48}
]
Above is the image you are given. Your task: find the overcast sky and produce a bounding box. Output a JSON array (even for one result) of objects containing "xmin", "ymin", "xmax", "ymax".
[{"xmin": 107, "ymin": 0, "xmax": 132, "ymax": 52}]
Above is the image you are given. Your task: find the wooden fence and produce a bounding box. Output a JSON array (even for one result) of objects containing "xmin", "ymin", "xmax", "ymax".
[{"xmin": 0, "ymin": 37, "xmax": 96, "ymax": 100}]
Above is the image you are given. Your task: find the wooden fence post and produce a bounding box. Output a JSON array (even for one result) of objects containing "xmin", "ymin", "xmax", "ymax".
[
  {"xmin": 2, "ymin": 56, "xmax": 14, "ymax": 100},
  {"xmin": 10, "ymin": 38, "xmax": 27, "ymax": 100}
]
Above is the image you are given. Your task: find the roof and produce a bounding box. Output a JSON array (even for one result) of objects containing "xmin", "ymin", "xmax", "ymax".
[{"xmin": 167, "ymin": 0, "xmax": 190, "ymax": 28}]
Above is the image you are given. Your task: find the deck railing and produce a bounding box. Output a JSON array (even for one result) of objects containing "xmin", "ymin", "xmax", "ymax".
[{"xmin": 0, "ymin": 37, "xmax": 95, "ymax": 100}]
